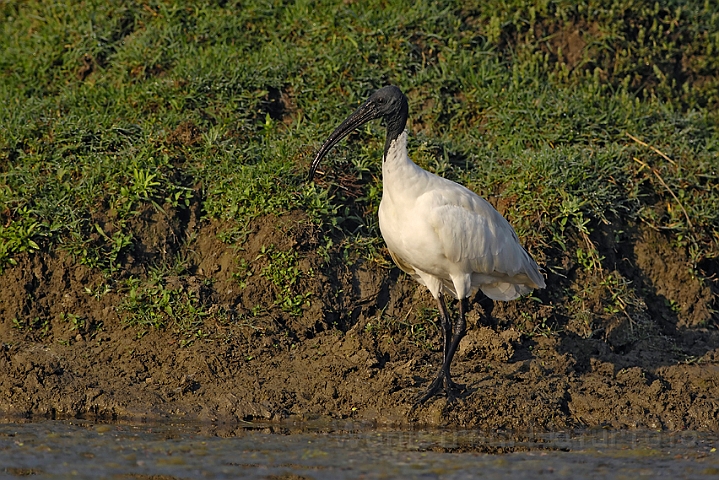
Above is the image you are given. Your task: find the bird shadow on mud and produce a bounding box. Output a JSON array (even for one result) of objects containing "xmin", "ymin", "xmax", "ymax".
[{"xmin": 318, "ymin": 254, "xmax": 402, "ymax": 333}]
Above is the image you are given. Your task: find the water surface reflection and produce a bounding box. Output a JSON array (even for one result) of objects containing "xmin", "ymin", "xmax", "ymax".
[{"xmin": 1, "ymin": 419, "xmax": 716, "ymax": 479}]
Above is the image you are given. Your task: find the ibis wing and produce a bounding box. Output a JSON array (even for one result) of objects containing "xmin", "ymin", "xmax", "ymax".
[
  {"xmin": 427, "ymin": 196, "xmax": 520, "ymax": 273},
  {"xmin": 424, "ymin": 187, "xmax": 544, "ymax": 300}
]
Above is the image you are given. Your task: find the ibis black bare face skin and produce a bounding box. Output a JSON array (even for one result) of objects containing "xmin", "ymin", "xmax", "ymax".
[{"xmin": 308, "ymin": 85, "xmax": 408, "ymax": 180}]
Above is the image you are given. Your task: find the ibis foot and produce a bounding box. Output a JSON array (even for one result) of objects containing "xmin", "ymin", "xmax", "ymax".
[{"xmin": 416, "ymin": 370, "xmax": 466, "ymax": 405}]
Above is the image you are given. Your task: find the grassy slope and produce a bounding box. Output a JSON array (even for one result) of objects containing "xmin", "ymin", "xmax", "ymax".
[{"xmin": 1, "ymin": 0, "xmax": 718, "ymax": 338}]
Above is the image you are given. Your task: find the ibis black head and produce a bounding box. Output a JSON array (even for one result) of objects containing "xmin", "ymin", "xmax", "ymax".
[{"xmin": 309, "ymin": 85, "xmax": 409, "ymax": 180}]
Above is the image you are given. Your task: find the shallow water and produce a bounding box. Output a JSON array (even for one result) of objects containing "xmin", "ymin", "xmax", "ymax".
[{"xmin": 0, "ymin": 419, "xmax": 717, "ymax": 479}]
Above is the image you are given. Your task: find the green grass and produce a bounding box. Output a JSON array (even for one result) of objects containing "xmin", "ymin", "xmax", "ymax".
[{"xmin": 1, "ymin": 0, "xmax": 717, "ymax": 336}]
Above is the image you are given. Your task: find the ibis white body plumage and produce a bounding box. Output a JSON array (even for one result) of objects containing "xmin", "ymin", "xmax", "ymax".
[
  {"xmin": 309, "ymin": 85, "xmax": 545, "ymax": 403},
  {"xmin": 378, "ymin": 131, "xmax": 544, "ymax": 303}
]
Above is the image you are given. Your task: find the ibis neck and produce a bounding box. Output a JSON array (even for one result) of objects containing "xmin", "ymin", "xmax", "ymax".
[
  {"xmin": 382, "ymin": 131, "xmax": 428, "ymax": 201},
  {"xmin": 383, "ymin": 104, "xmax": 408, "ymax": 158},
  {"xmin": 382, "ymin": 131, "xmax": 412, "ymax": 171}
]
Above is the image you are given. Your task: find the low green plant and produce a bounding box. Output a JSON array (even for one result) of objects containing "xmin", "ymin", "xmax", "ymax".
[
  {"xmin": 12, "ymin": 316, "xmax": 51, "ymax": 339},
  {"xmin": 59, "ymin": 312, "xmax": 103, "ymax": 338},
  {"xmin": 256, "ymin": 245, "xmax": 313, "ymax": 317},
  {"xmin": 119, "ymin": 257, "xmax": 213, "ymax": 343},
  {"xmin": 0, "ymin": 217, "xmax": 42, "ymax": 272}
]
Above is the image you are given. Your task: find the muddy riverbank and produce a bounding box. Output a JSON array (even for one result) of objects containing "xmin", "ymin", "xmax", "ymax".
[{"xmin": 1, "ymin": 212, "xmax": 717, "ymax": 431}]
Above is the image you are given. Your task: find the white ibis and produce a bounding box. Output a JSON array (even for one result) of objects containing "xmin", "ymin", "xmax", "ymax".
[{"xmin": 309, "ymin": 86, "xmax": 545, "ymax": 403}]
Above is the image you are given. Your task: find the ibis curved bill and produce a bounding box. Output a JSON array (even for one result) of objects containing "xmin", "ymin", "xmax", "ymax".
[{"xmin": 310, "ymin": 85, "xmax": 545, "ymax": 403}]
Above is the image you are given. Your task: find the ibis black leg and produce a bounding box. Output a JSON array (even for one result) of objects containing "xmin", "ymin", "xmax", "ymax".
[
  {"xmin": 418, "ymin": 297, "xmax": 468, "ymax": 404},
  {"xmin": 443, "ymin": 297, "xmax": 468, "ymax": 390},
  {"xmin": 436, "ymin": 295, "xmax": 451, "ymax": 364}
]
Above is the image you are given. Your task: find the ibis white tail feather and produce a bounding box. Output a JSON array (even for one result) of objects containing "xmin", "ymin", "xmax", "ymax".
[
  {"xmin": 436, "ymin": 271, "xmax": 541, "ymax": 301},
  {"xmin": 478, "ymin": 282, "xmax": 534, "ymax": 301}
]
